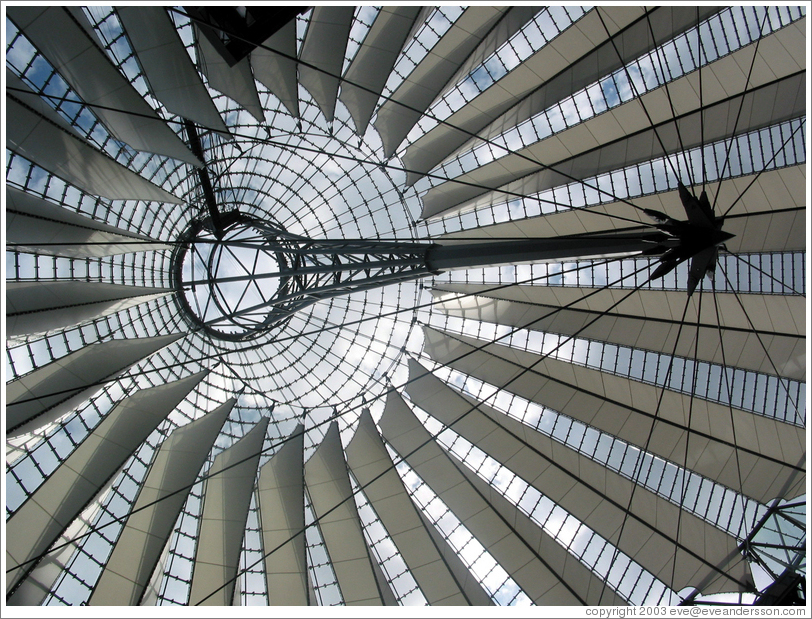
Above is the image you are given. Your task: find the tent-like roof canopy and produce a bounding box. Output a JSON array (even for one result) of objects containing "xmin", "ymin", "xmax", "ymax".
[{"xmin": 4, "ymin": 5, "xmax": 806, "ymax": 608}]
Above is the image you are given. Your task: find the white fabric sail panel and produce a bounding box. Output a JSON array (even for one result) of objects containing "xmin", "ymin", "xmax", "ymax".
[
  {"xmin": 307, "ymin": 572, "xmax": 318, "ymax": 606},
  {"xmin": 405, "ymin": 359, "xmax": 752, "ymax": 596},
  {"xmin": 404, "ymin": 7, "xmax": 435, "ymax": 47},
  {"xmin": 421, "ymin": 38, "xmax": 807, "ymax": 219},
  {"xmin": 444, "ymin": 6, "xmax": 543, "ymax": 96},
  {"xmin": 428, "ymin": 281, "xmax": 805, "ymax": 381},
  {"xmin": 421, "ymin": 326, "xmax": 805, "ymax": 503},
  {"xmin": 5, "ymin": 69, "xmax": 80, "ymax": 136},
  {"xmin": 403, "ymin": 6, "xmax": 644, "ymax": 186},
  {"xmin": 451, "ymin": 453, "xmax": 624, "ymax": 605},
  {"xmin": 423, "ymin": 75, "xmax": 806, "ymax": 219},
  {"xmin": 6, "ymin": 187, "xmax": 170, "ymax": 258},
  {"xmin": 7, "ymin": 7, "xmax": 201, "ymax": 167},
  {"xmin": 189, "ymin": 418, "xmax": 270, "ymax": 606},
  {"xmin": 6, "ymin": 371, "xmax": 208, "ymax": 596},
  {"xmin": 371, "ymin": 552, "xmax": 399, "ymax": 607},
  {"xmin": 304, "ymin": 421, "xmax": 388, "ymax": 606},
  {"xmin": 717, "ymin": 167, "xmax": 806, "ymax": 252},
  {"xmin": 89, "ymin": 398, "xmax": 235, "ymax": 606},
  {"xmin": 140, "ymin": 534, "xmax": 174, "ymax": 606},
  {"xmin": 725, "ymin": 208, "xmax": 806, "ymax": 254},
  {"xmin": 298, "ymin": 6, "xmax": 355, "ymax": 123},
  {"xmin": 339, "ymin": 7, "xmax": 422, "ymax": 135},
  {"xmin": 195, "ymin": 25, "xmax": 264, "ymax": 123},
  {"xmin": 257, "ymin": 425, "xmax": 307, "ymax": 606},
  {"xmin": 378, "ymin": 390, "xmax": 587, "ymax": 605},
  {"xmin": 6, "ymin": 281, "xmax": 173, "ymax": 339},
  {"xmin": 374, "ymin": 7, "xmax": 509, "ymax": 159},
  {"xmin": 7, "ymin": 333, "xmax": 184, "ymax": 438},
  {"xmin": 64, "ymin": 5, "xmax": 104, "ymax": 45},
  {"xmin": 436, "ymin": 165, "xmax": 806, "ymax": 255},
  {"xmin": 450, "ymin": 450, "xmax": 628, "ymax": 604},
  {"xmin": 6, "ymin": 95, "xmax": 183, "ymax": 204},
  {"xmin": 414, "ymin": 509, "xmax": 494, "ymax": 606},
  {"xmin": 115, "ymin": 7, "xmax": 229, "ymax": 134},
  {"xmin": 471, "ymin": 6, "xmax": 722, "ymax": 149},
  {"xmin": 346, "ymin": 409, "xmax": 487, "ymax": 605},
  {"xmin": 7, "ymin": 461, "xmax": 124, "ymax": 606},
  {"xmin": 251, "ymin": 20, "xmax": 299, "ymax": 119}
]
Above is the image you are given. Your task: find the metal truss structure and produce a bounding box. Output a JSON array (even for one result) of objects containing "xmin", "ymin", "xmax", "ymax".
[{"xmin": 4, "ymin": 4, "xmax": 806, "ymax": 609}]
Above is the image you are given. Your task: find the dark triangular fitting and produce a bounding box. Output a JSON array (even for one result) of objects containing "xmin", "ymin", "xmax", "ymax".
[{"xmin": 646, "ymin": 182, "xmax": 734, "ymax": 295}]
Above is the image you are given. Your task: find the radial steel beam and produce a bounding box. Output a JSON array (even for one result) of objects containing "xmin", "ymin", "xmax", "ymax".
[{"xmin": 171, "ymin": 207, "xmax": 729, "ymax": 341}]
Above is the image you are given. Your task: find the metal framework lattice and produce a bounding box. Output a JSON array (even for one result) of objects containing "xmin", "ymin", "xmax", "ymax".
[
  {"xmin": 3, "ymin": 4, "xmax": 806, "ymax": 609},
  {"xmin": 171, "ymin": 214, "xmax": 433, "ymax": 340}
]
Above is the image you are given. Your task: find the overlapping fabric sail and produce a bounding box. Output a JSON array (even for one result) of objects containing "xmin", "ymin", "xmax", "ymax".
[{"xmin": 4, "ymin": 5, "xmax": 806, "ymax": 608}]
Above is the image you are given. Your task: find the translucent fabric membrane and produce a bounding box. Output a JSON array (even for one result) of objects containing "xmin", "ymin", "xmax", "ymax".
[{"xmin": 4, "ymin": 5, "xmax": 806, "ymax": 608}]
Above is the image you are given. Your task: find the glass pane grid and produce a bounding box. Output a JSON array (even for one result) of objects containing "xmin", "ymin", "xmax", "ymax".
[{"xmin": 5, "ymin": 4, "xmax": 805, "ymax": 608}]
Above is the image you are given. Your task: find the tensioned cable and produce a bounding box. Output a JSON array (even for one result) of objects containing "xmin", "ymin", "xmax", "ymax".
[
  {"xmin": 8, "ymin": 200, "xmax": 805, "ymax": 255},
  {"xmin": 8, "ymin": 249, "xmax": 800, "ymax": 413},
  {"xmin": 14, "ymin": 263, "xmax": 654, "ymax": 605},
  {"xmin": 7, "ymin": 264, "xmax": 762, "ymax": 604},
  {"xmin": 698, "ymin": 7, "xmax": 707, "ymax": 193},
  {"xmin": 213, "ymin": 240, "xmax": 261, "ymax": 317},
  {"xmin": 726, "ymin": 252, "xmax": 804, "ymax": 297},
  {"xmin": 711, "ymin": 9, "xmax": 771, "ymax": 213},
  {"xmin": 193, "ymin": 262, "xmax": 756, "ymax": 605},
  {"xmin": 668, "ymin": 279, "xmax": 705, "ymax": 596},
  {"xmin": 7, "ymin": 6, "xmax": 800, "ymax": 604},
  {"xmin": 7, "ymin": 261, "xmax": 654, "ymax": 580},
  {"xmin": 6, "ymin": 258, "xmax": 622, "ymax": 419},
  {"xmin": 165, "ymin": 6, "xmax": 660, "ymax": 217},
  {"xmin": 711, "ymin": 278, "xmax": 755, "ymax": 540},
  {"xmin": 1, "ymin": 177, "xmax": 671, "ymax": 248},
  {"xmin": 194, "ymin": 265, "xmax": 657, "ymax": 605},
  {"xmin": 721, "ymin": 120, "xmax": 806, "ymax": 218},
  {"xmin": 597, "ymin": 282, "xmax": 696, "ymax": 604},
  {"xmin": 717, "ymin": 263, "xmax": 804, "ymax": 427},
  {"xmin": 6, "ymin": 110, "xmax": 803, "ymax": 251},
  {"xmin": 723, "ymin": 205, "xmax": 805, "ymax": 221},
  {"xmin": 74, "ymin": 24, "xmax": 800, "ymax": 604},
  {"xmin": 644, "ymin": 9, "xmax": 696, "ymax": 189},
  {"xmin": 191, "ymin": 240, "xmax": 215, "ymax": 323},
  {"xmin": 4, "ymin": 234, "xmax": 661, "ymax": 247},
  {"xmin": 596, "ymin": 9, "xmax": 686, "ymax": 190},
  {"xmin": 343, "ymin": 472, "xmax": 432, "ymax": 605},
  {"xmin": 5, "ymin": 85, "xmax": 645, "ymax": 229}
]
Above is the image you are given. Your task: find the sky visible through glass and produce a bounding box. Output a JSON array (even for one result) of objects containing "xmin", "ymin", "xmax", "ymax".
[{"xmin": 4, "ymin": 4, "xmax": 806, "ymax": 607}]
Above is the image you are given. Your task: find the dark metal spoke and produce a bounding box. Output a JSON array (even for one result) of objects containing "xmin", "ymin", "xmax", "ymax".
[
  {"xmin": 596, "ymin": 8, "xmax": 684, "ymax": 186},
  {"xmin": 668, "ymin": 278, "xmax": 704, "ymax": 596},
  {"xmin": 717, "ymin": 263, "xmax": 803, "ymax": 425},
  {"xmin": 721, "ymin": 121, "xmax": 806, "ymax": 217},
  {"xmin": 725, "ymin": 252, "xmax": 805, "ymax": 297},
  {"xmin": 711, "ymin": 10, "xmax": 772, "ymax": 212},
  {"xmin": 645, "ymin": 10, "xmax": 694, "ymax": 188}
]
